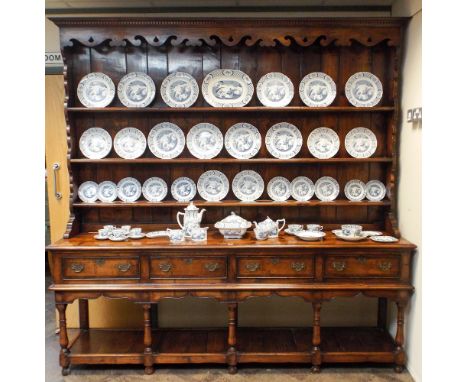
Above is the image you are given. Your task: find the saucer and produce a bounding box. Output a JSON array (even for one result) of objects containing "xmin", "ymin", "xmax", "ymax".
[
  {"xmin": 108, "ymin": 236, "xmax": 127, "ymax": 242},
  {"xmin": 334, "ymin": 232, "xmax": 367, "ymax": 242},
  {"xmin": 93, "ymin": 235, "xmax": 108, "ymax": 240},
  {"xmin": 285, "ymin": 228, "xmax": 303, "ymax": 235},
  {"xmin": 295, "ymin": 231, "xmax": 326, "ymax": 241},
  {"xmin": 370, "ymin": 235, "xmax": 398, "ymax": 243},
  {"xmin": 146, "ymin": 231, "xmax": 168, "ymax": 238},
  {"xmin": 361, "ymin": 230, "xmax": 383, "ymax": 237},
  {"xmin": 128, "ymin": 234, "xmax": 145, "ymax": 239}
]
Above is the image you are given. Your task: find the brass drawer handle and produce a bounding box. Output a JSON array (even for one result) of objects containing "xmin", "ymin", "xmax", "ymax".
[
  {"xmin": 70, "ymin": 263, "xmax": 84, "ymax": 273},
  {"xmin": 378, "ymin": 261, "xmax": 392, "ymax": 271},
  {"xmin": 332, "ymin": 261, "xmax": 346, "ymax": 272},
  {"xmin": 291, "ymin": 262, "xmax": 305, "ymax": 272},
  {"xmin": 159, "ymin": 263, "xmax": 172, "ymax": 272},
  {"xmin": 245, "ymin": 262, "xmax": 260, "ymax": 272},
  {"xmin": 204, "ymin": 262, "xmax": 220, "ymax": 272},
  {"xmin": 117, "ymin": 263, "xmax": 131, "ymax": 272}
]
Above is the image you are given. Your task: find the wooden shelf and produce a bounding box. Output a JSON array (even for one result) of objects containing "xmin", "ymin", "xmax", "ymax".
[
  {"xmin": 73, "ymin": 199, "xmax": 390, "ymax": 208},
  {"xmin": 70, "ymin": 157, "xmax": 393, "ymax": 165},
  {"xmin": 67, "ymin": 327, "xmax": 396, "ymax": 365},
  {"xmin": 67, "ymin": 106, "xmax": 395, "ymax": 113}
]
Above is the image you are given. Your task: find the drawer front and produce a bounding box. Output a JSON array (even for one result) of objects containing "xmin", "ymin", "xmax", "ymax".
[
  {"xmin": 325, "ymin": 255, "xmax": 400, "ymax": 278},
  {"xmin": 150, "ymin": 256, "xmax": 227, "ymax": 279},
  {"xmin": 237, "ymin": 257, "xmax": 314, "ymax": 278},
  {"xmin": 62, "ymin": 257, "xmax": 140, "ymax": 279}
]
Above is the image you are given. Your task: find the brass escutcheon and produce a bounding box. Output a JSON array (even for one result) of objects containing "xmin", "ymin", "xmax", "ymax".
[
  {"xmin": 270, "ymin": 258, "xmax": 280, "ymax": 265},
  {"xmin": 95, "ymin": 258, "xmax": 105, "ymax": 266},
  {"xmin": 183, "ymin": 258, "xmax": 193, "ymax": 264}
]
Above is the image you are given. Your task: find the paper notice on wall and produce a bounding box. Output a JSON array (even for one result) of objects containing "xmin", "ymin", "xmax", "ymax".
[{"xmin": 45, "ymin": 52, "xmax": 63, "ymax": 74}]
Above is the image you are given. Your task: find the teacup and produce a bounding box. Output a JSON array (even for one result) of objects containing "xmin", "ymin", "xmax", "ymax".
[
  {"xmin": 97, "ymin": 229, "xmax": 109, "ymax": 238},
  {"xmin": 129, "ymin": 228, "xmax": 142, "ymax": 237},
  {"xmin": 121, "ymin": 225, "xmax": 131, "ymax": 234},
  {"xmin": 110, "ymin": 228, "xmax": 127, "ymax": 240},
  {"xmin": 288, "ymin": 224, "xmax": 303, "ymax": 233},
  {"xmin": 103, "ymin": 225, "xmax": 115, "ymax": 232},
  {"xmin": 167, "ymin": 229, "xmax": 185, "ymax": 243},
  {"xmin": 254, "ymin": 228, "xmax": 268, "ymax": 241},
  {"xmin": 306, "ymin": 224, "xmax": 323, "ymax": 232},
  {"xmin": 341, "ymin": 224, "xmax": 362, "ymax": 237},
  {"xmin": 191, "ymin": 227, "xmax": 208, "ymax": 242}
]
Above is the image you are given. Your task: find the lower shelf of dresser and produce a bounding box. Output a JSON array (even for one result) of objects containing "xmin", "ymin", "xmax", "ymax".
[{"xmin": 66, "ymin": 327, "xmax": 397, "ymax": 366}]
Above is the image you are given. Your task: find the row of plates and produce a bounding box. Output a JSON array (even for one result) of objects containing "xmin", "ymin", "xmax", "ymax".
[
  {"xmin": 78, "ymin": 172, "xmax": 387, "ymax": 203},
  {"xmin": 77, "ymin": 70, "xmax": 383, "ymax": 109},
  {"xmin": 80, "ymin": 124, "xmax": 377, "ymax": 160}
]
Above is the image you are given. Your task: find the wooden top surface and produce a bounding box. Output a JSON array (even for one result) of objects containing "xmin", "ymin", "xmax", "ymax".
[{"xmin": 47, "ymin": 231, "xmax": 416, "ymax": 251}]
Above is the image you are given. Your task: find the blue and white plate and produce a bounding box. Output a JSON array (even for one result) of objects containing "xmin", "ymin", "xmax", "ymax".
[
  {"xmin": 345, "ymin": 72, "xmax": 383, "ymax": 107},
  {"xmin": 161, "ymin": 72, "xmax": 199, "ymax": 108},
  {"xmin": 117, "ymin": 72, "xmax": 155, "ymax": 108},
  {"xmin": 77, "ymin": 72, "xmax": 115, "ymax": 108},
  {"xmin": 225, "ymin": 122, "xmax": 261, "ymax": 159},
  {"xmin": 299, "ymin": 72, "xmax": 336, "ymax": 107},
  {"xmin": 257, "ymin": 72, "xmax": 294, "ymax": 107}
]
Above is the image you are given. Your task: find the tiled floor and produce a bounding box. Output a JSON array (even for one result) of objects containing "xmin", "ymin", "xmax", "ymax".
[{"xmin": 45, "ymin": 273, "xmax": 413, "ymax": 382}]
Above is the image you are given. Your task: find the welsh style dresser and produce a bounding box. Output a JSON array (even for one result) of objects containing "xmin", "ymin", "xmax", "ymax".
[{"xmin": 47, "ymin": 17, "xmax": 416, "ymax": 376}]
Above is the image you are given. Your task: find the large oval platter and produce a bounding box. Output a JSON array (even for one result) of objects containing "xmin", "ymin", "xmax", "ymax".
[
  {"xmin": 187, "ymin": 123, "xmax": 223, "ymax": 159},
  {"xmin": 265, "ymin": 122, "xmax": 302, "ymax": 159},
  {"xmin": 225, "ymin": 122, "xmax": 261, "ymax": 159},
  {"xmin": 299, "ymin": 72, "xmax": 336, "ymax": 107},
  {"xmin": 202, "ymin": 69, "xmax": 254, "ymax": 107},
  {"xmin": 148, "ymin": 122, "xmax": 185, "ymax": 159},
  {"xmin": 161, "ymin": 72, "xmax": 199, "ymax": 108},
  {"xmin": 117, "ymin": 72, "xmax": 156, "ymax": 108},
  {"xmin": 77, "ymin": 72, "xmax": 115, "ymax": 108},
  {"xmin": 114, "ymin": 127, "xmax": 147, "ymax": 159},
  {"xmin": 171, "ymin": 177, "xmax": 197, "ymax": 202},
  {"xmin": 345, "ymin": 72, "xmax": 383, "ymax": 107},
  {"xmin": 256, "ymin": 72, "xmax": 294, "ymax": 107},
  {"xmin": 197, "ymin": 170, "xmax": 229, "ymax": 202},
  {"xmin": 232, "ymin": 170, "xmax": 264, "ymax": 202},
  {"xmin": 79, "ymin": 127, "xmax": 112, "ymax": 159}
]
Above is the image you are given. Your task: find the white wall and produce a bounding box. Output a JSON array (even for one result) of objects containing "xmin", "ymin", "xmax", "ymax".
[{"xmin": 393, "ymin": 1, "xmax": 422, "ymax": 381}]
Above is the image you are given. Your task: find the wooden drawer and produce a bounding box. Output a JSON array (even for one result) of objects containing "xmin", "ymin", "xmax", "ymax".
[
  {"xmin": 324, "ymin": 255, "xmax": 400, "ymax": 279},
  {"xmin": 62, "ymin": 257, "xmax": 140, "ymax": 279},
  {"xmin": 237, "ymin": 257, "xmax": 314, "ymax": 278},
  {"xmin": 150, "ymin": 256, "xmax": 227, "ymax": 279}
]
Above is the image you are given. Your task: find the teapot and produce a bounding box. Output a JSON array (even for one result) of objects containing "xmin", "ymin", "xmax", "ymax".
[
  {"xmin": 176, "ymin": 202, "xmax": 206, "ymax": 237},
  {"xmin": 253, "ymin": 217, "xmax": 286, "ymax": 238}
]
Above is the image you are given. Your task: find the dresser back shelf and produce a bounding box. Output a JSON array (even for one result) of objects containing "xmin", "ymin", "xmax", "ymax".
[{"xmin": 48, "ymin": 16, "xmax": 414, "ymax": 376}]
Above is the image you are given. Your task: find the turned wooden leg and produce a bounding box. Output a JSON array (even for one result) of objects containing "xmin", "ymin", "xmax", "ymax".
[
  {"xmin": 377, "ymin": 297, "xmax": 387, "ymax": 330},
  {"xmin": 311, "ymin": 303, "xmax": 322, "ymax": 373},
  {"xmin": 78, "ymin": 299, "xmax": 89, "ymax": 330},
  {"xmin": 143, "ymin": 304, "xmax": 154, "ymax": 375},
  {"xmin": 394, "ymin": 300, "xmax": 407, "ymax": 373},
  {"xmin": 227, "ymin": 303, "xmax": 238, "ymax": 374},
  {"xmin": 56, "ymin": 303, "xmax": 71, "ymax": 376}
]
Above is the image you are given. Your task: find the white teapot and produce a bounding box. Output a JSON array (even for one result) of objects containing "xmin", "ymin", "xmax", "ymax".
[
  {"xmin": 176, "ymin": 202, "xmax": 206, "ymax": 237},
  {"xmin": 253, "ymin": 217, "xmax": 286, "ymax": 238}
]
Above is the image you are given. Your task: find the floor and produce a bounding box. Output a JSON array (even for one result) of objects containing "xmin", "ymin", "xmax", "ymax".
[{"xmin": 45, "ymin": 272, "xmax": 414, "ymax": 382}]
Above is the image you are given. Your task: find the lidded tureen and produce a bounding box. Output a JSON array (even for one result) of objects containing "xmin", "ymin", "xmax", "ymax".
[{"xmin": 214, "ymin": 212, "xmax": 252, "ymax": 239}]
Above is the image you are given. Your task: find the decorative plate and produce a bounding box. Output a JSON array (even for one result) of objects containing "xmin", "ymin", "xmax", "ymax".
[
  {"xmin": 117, "ymin": 72, "xmax": 156, "ymax": 108},
  {"xmin": 299, "ymin": 72, "xmax": 336, "ymax": 107},
  {"xmin": 267, "ymin": 176, "xmax": 291, "ymax": 202},
  {"xmin": 79, "ymin": 127, "xmax": 112, "ymax": 159},
  {"xmin": 344, "ymin": 179, "xmax": 366, "ymax": 201},
  {"xmin": 290, "ymin": 176, "xmax": 315, "ymax": 201},
  {"xmin": 77, "ymin": 72, "xmax": 115, "ymax": 108},
  {"xmin": 160, "ymin": 72, "xmax": 199, "ymax": 108},
  {"xmin": 148, "ymin": 122, "xmax": 185, "ymax": 159},
  {"xmin": 197, "ymin": 170, "xmax": 229, "ymax": 202},
  {"xmin": 97, "ymin": 181, "xmax": 117, "ymax": 202},
  {"xmin": 187, "ymin": 123, "xmax": 223, "ymax": 159},
  {"xmin": 232, "ymin": 170, "xmax": 264, "ymax": 202},
  {"xmin": 117, "ymin": 177, "xmax": 142, "ymax": 202},
  {"xmin": 225, "ymin": 123, "xmax": 261, "ymax": 159},
  {"xmin": 265, "ymin": 122, "xmax": 302, "ymax": 159},
  {"xmin": 142, "ymin": 177, "xmax": 168, "ymax": 202},
  {"xmin": 345, "ymin": 127, "xmax": 377, "ymax": 158},
  {"xmin": 315, "ymin": 176, "xmax": 340, "ymax": 201},
  {"xmin": 171, "ymin": 177, "xmax": 197, "ymax": 202},
  {"xmin": 256, "ymin": 72, "xmax": 294, "ymax": 107},
  {"xmin": 365, "ymin": 180, "xmax": 387, "ymax": 201},
  {"xmin": 345, "ymin": 72, "xmax": 383, "ymax": 107},
  {"xmin": 370, "ymin": 235, "xmax": 398, "ymax": 243},
  {"xmin": 307, "ymin": 127, "xmax": 340, "ymax": 159},
  {"xmin": 113, "ymin": 127, "xmax": 147, "ymax": 159},
  {"xmin": 202, "ymin": 69, "xmax": 254, "ymax": 107},
  {"xmin": 78, "ymin": 181, "xmax": 98, "ymax": 203}
]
